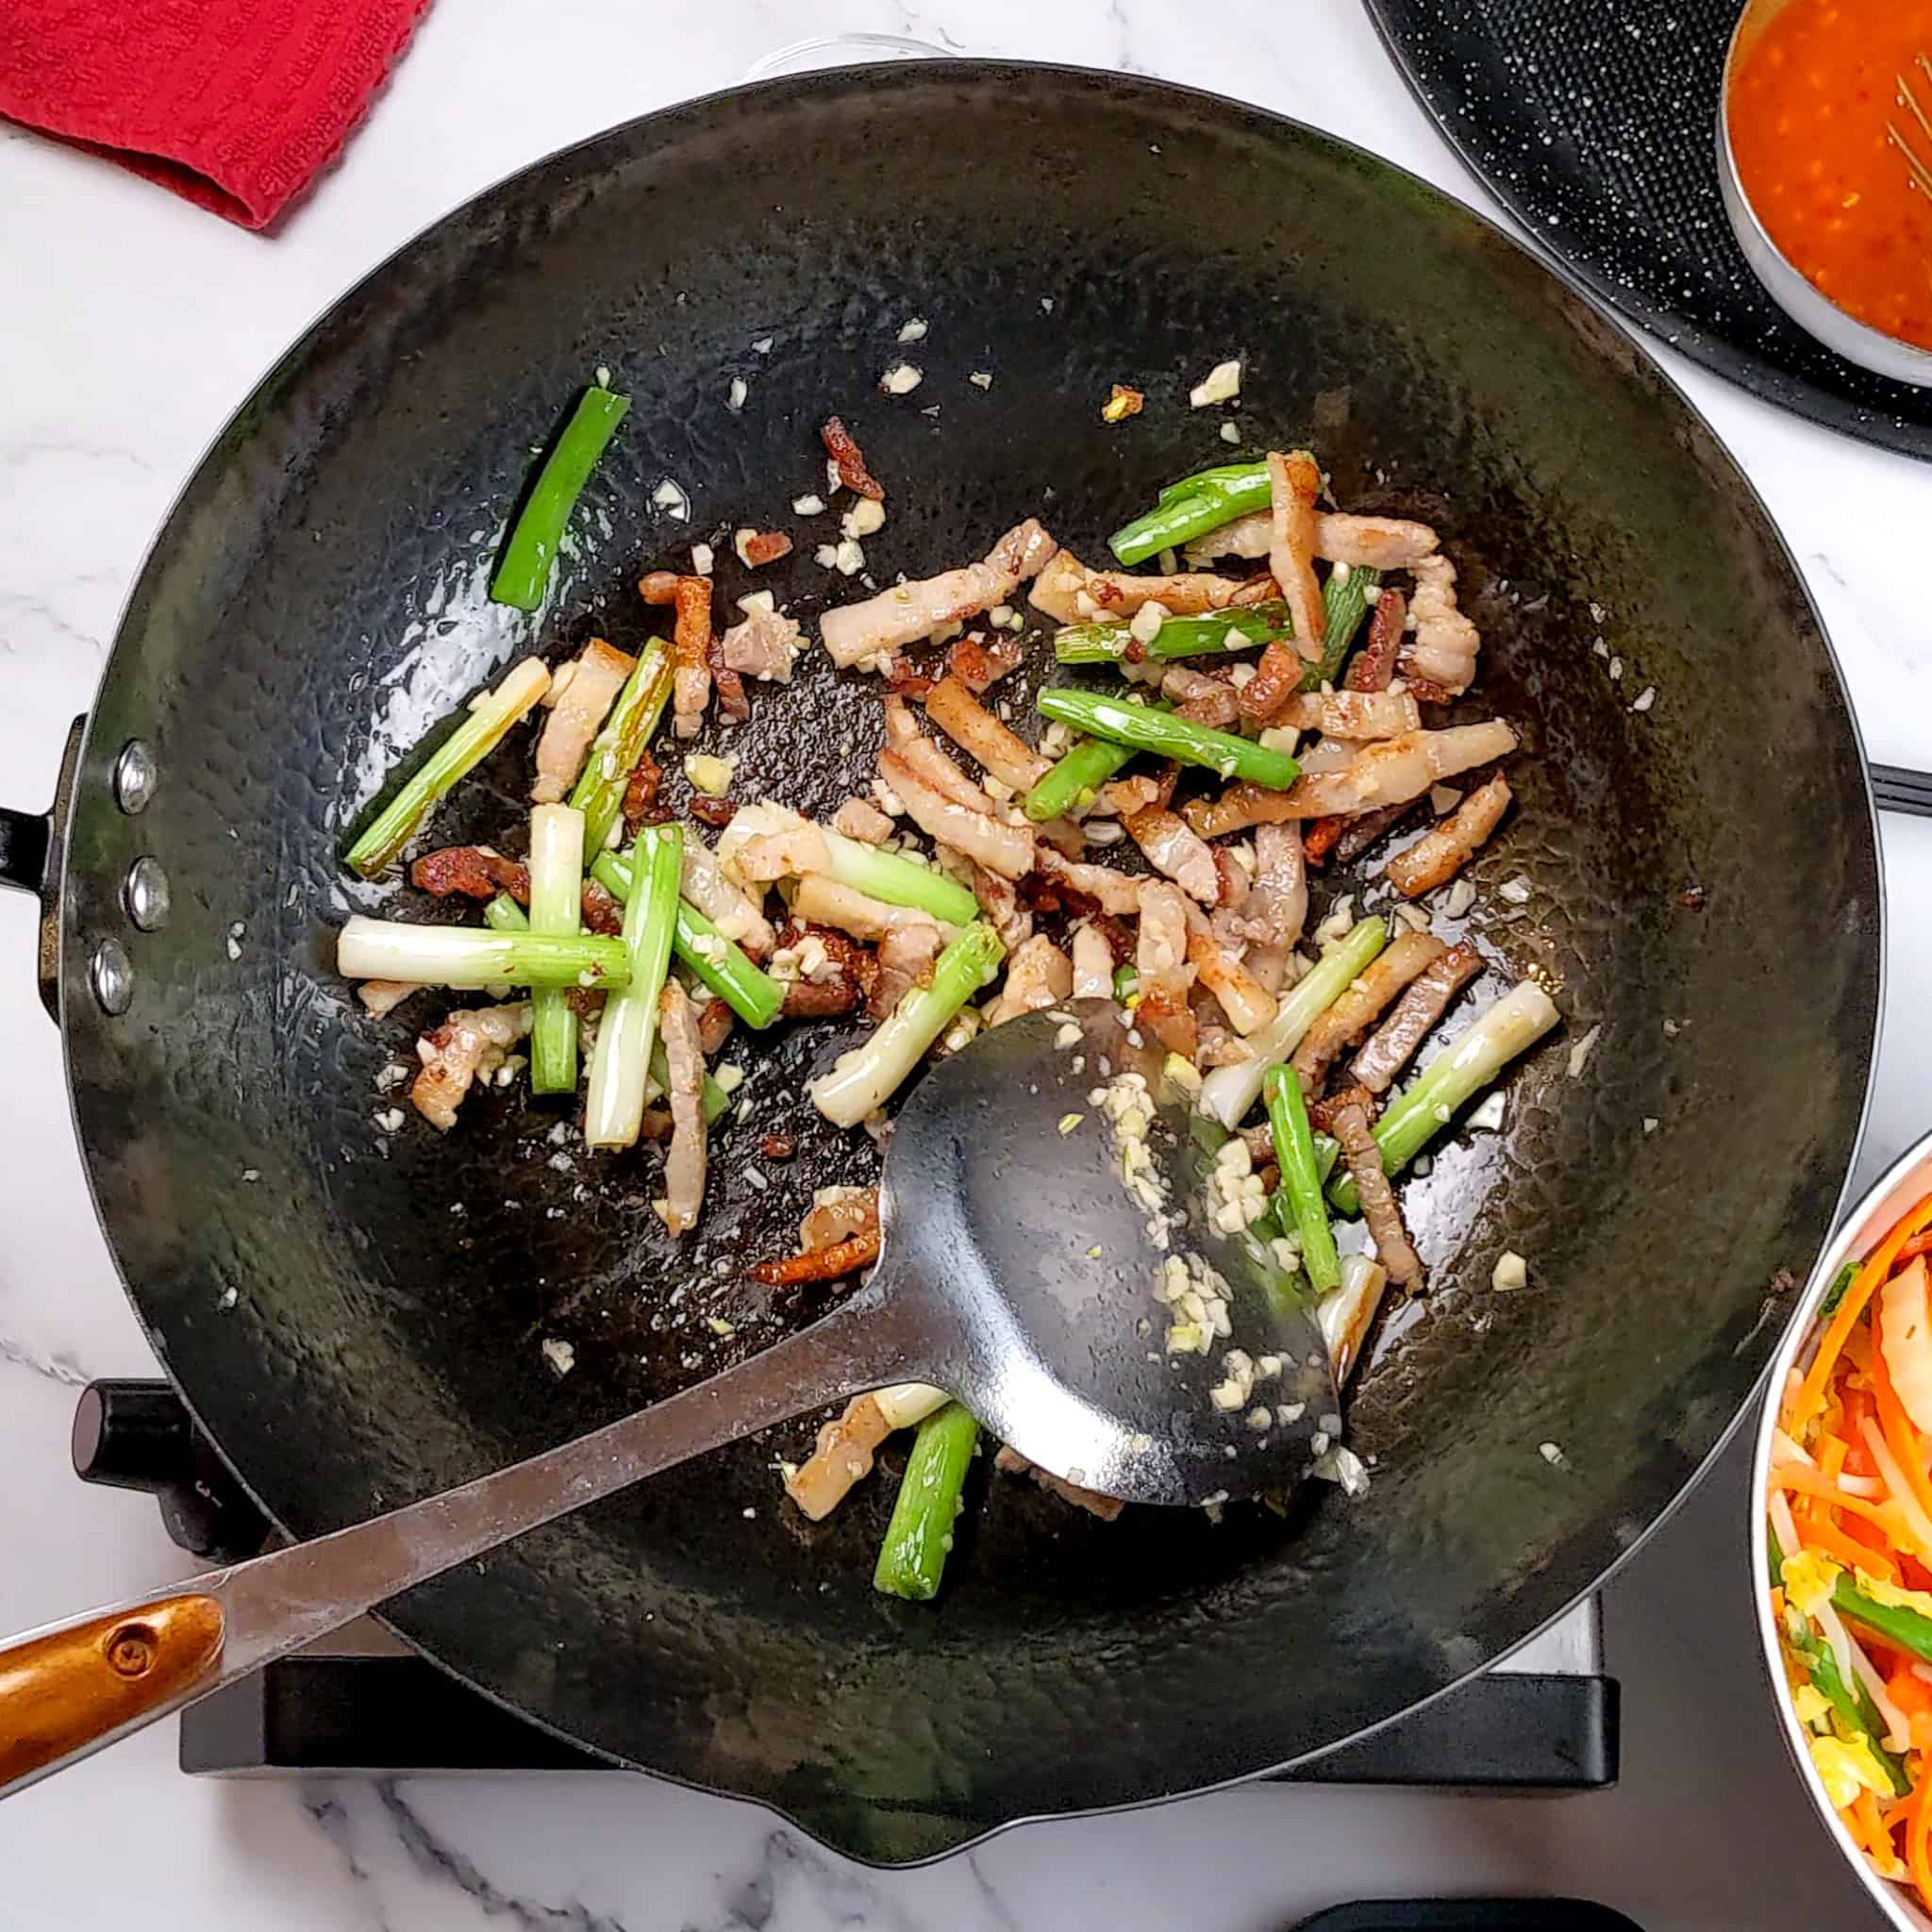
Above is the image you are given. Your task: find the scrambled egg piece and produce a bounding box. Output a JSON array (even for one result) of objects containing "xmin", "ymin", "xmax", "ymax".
[
  {"xmin": 1791, "ymin": 1683, "xmax": 1832, "ymax": 1728},
  {"xmin": 1782, "ymin": 1550, "xmax": 1843, "ymax": 1618},
  {"xmin": 1810, "ymin": 1733, "xmax": 1894, "ymax": 1810},
  {"xmin": 1855, "ymin": 1570, "xmax": 1932, "ymax": 1620}
]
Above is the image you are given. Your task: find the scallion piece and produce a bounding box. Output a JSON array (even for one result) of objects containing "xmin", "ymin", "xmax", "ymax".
[
  {"xmin": 569, "ymin": 641, "xmax": 675, "ymax": 855},
  {"xmin": 491, "ymin": 386, "xmax": 632, "ymax": 612},
  {"xmin": 1300, "ymin": 566, "xmax": 1380, "ymax": 691},
  {"xmin": 1036, "ymin": 688, "xmax": 1299, "ymax": 790},
  {"xmin": 336, "ymin": 916, "xmax": 628, "ymax": 991},
  {"xmin": 1053, "ymin": 601, "xmax": 1291, "ymax": 666},
  {"xmin": 1327, "ymin": 982, "xmax": 1560, "ymax": 1214},
  {"xmin": 822, "ymin": 826, "xmax": 980, "ymax": 926},
  {"xmin": 585, "ymin": 824, "xmax": 683, "ymax": 1150},
  {"xmin": 527, "ymin": 805, "xmax": 587, "ymax": 1094},
  {"xmin": 592, "ymin": 851, "xmax": 784, "ymax": 1031},
  {"xmin": 344, "ymin": 658, "xmax": 551, "ymax": 878},
  {"xmin": 482, "ymin": 893, "xmax": 528, "ymax": 933},
  {"xmin": 1264, "ymin": 1065, "xmax": 1341, "ymax": 1294},
  {"xmin": 810, "ymin": 923, "xmax": 1005, "ymax": 1127},
  {"xmin": 1108, "ymin": 460, "xmax": 1271, "ymax": 566},
  {"xmin": 1197, "ymin": 919, "xmax": 1390, "ymax": 1127},
  {"xmin": 1021, "ymin": 734, "xmax": 1137, "ymax": 824},
  {"xmin": 873, "ymin": 1402, "xmax": 980, "ymax": 1602}
]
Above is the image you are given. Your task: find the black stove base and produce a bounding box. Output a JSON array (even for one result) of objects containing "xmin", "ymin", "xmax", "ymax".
[{"xmin": 180, "ymin": 1654, "xmax": 1616, "ymax": 1790}]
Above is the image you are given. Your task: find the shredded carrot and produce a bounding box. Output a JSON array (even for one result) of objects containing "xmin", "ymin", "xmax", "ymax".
[
  {"xmin": 1822, "ymin": 1436, "xmax": 1850, "ymax": 1484},
  {"xmin": 1773, "ymin": 1464, "xmax": 1914, "ymax": 1536},
  {"xmin": 1793, "ymin": 1196, "xmax": 1932, "ymax": 1437},
  {"xmin": 1909, "ymin": 1769, "xmax": 1932, "ymax": 1911},
  {"xmin": 1890, "ymin": 1665, "xmax": 1932, "ymax": 1719},
  {"xmin": 1855, "ymin": 1790, "xmax": 1894, "ymax": 1867},
  {"xmin": 1802, "ymin": 1512, "xmax": 1900, "ymax": 1579}
]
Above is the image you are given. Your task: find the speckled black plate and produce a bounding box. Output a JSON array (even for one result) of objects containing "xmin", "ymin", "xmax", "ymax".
[
  {"xmin": 32, "ymin": 62, "xmax": 1879, "ymax": 1862},
  {"xmin": 1364, "ymin": 0, "xmax": 1932, "ymax": 459}
]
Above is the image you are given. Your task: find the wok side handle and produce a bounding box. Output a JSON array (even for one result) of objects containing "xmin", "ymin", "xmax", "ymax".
[
  {"xmin": 0, "ymin": 714, "xmax": 86, "ymax": 1022},
  {"xmin": 1873, "ymin": 763, "xmax": 1932, "ymax": 819},
  {"xmin": 0, "ymin": 1594, "xmax": 225, "ymax": 1788}
]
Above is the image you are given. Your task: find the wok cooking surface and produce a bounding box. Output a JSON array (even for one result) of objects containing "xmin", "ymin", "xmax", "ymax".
[{"xmin": 52, "ymin": 64, "xmax": 1878, "ymax": 1858}]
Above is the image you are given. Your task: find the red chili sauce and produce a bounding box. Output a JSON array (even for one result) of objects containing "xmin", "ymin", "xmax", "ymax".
[{"xmin": 1728, "ymin": 0, "xmax": 1932, "ymax": 351}]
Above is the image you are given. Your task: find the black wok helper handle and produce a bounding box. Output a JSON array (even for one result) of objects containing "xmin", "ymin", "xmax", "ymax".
[
  {"xmin": 0, "ymin": 1281, "xmax": 932, "ymax": 1801},
  {"xmin": 0, "ymin": 716, "xmax": 87, "ymax": 1021}
]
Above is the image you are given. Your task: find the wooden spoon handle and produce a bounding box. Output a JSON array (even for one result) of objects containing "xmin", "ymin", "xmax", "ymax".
[{"xmin": 0, "ymin": 1594, "xmax": 225, "ymax": 1788}]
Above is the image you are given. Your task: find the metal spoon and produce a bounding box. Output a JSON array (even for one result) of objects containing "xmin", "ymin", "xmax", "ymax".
[{"xmin": 0, "ymin": 999, "xmax": 1336, "ymax": 1797}]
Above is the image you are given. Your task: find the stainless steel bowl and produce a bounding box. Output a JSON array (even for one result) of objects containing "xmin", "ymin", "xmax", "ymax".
[
  {"xmin": 1751, "ymin": 1127, "xmax": 1932, "ymax": 1932},
  {"xmin": 1719, "ymin": 0, "xmax": 1932, "ymax": 388}
]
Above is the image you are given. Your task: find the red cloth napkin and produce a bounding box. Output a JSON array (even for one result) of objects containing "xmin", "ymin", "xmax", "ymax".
[{"xmin": 0, "ymin": 0, "xmax": 432, "ymax": 230}]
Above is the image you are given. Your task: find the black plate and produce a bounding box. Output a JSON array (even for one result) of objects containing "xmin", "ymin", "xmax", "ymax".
[
  {"xmin": 53, "ymin": 61, "xmax": 1878, "ymax": 1861},
  {"xmin": 1364, "ymin": 0, "xmax": 1932, "ymax": 460}
]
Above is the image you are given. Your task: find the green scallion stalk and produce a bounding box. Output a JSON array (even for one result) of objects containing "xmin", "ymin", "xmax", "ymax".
[
  {"xmin": 810, "ymin": 923, "xmax": 1005, "ymax": 1128},
  {"xmin": 1108, "ymin": 461, "xmax": 1271, "ymax": 566},
  {"xmin": 1834, "ymin": 1574, "xmax": 1932, "ymax": 1670},
  {"xmin": 1112, "ymin": 964, "xmax": 1140, "ymax": 1001},
  {"xmin": 822, "ymin": 827, "xmax": 980, "ymax": 926},
  {"xmin": 1328, "ymin": 982, "xmax": 1561, "ymax": 1214},
  {"xmin": 1053, "ymin": 601, "xmax": 1291, "ymax": 666},
  {"xmin": 1196, "ymin": 919, "xmax": 1390, "ymax": 1127},
  {"xmin": 1036, "ymin": 688, "xmax": 1299, "ymax": 791},
  {"xmin": 482, "ymin": 893, "xmax": 529, "ymax": 933},
  {"xmin": 527, "ymin": 805, "xmax": 587, "ymax": 1094},
  {"xmin": 336, "ymin": 916, "xmax": 628, "ymax": 991},
  {"xmin": 491, "ymin": 385, "xmax": 632, "ymax": 612},
  {"xmin": 585, "ymin": 824, "xmax": 683, "ymax": 1149},
  {"xmin": 1820, "ymin": 1259, "xmax": 1859, "ymax": 1319},
  {"xmin": 592, "ymin": 852, "xmax": 783, "ymax": 1030},
  {"xmin": 1264, "ymin": 1065, "xmax": 1341, "ymax": 1294},
  {"xmin": 1300, "ymin": 566, "xmax": 1380, "ymax": 691},
  {"xmin": 647, "ymin": 1039, "xmax": 733, "ymax": 1127},
  {"xmin": 344, "ymin": 658, "xmax": 551, "ymax": 878},
  {"xmin": 873, "ymin": 1402, "xmax": 980, "ymax": 1602},
  {"xmin": 1021, "ymin": 734, "xmax": 1137, "ymax": 824},
  {"xmin": 569, "ymin": 641, "xmax": 675, "ymax": 855}
]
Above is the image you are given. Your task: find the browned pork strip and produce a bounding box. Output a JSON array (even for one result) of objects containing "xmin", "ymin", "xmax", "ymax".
[
  {"xmin": 1402, "ymin": 553, "xmax": 1481, "ymax": 694},
  {"xmin": 1124, "ymin": 806, "xmax": 1219, "ymax": 904},
  {"xmin": 1350, "ymin": 941, "xmax": 1482, "ymax": 1093},
  {"xmin": 410, "ymin": 845, "xmax": 529, "ymax": 901},
  {"xmin": 882, "ymin": 698, "xmax": 998, "ymax": 810},
  {"xmin": 970, "ymin": 863, "xmax": 1032, "ymax": 952},
  {"xmin": 786, "ymin": 1394, "xmax": 892, "ymax": 1522},
  {"xmin": 1071, "ymin": 922, "xmax": 1115, "ymax": 998},
  {"xmin": 869, "ymin": 922, "xmax": 945, "ymax": 1019},
  {"xmin": 1181, "ymin": 781, "xmax": 1304, "ymax": 840},
  {"xmin": 1283, "ymin": 689, "xmax": 1421, "ymax": 741},
  {"xmin": 1273, "ymin": 722, "xmax": 1517, "ymax": 818},
  {"xmin": 1331, "ymin": 802, "xmax": 1419, "ymax": 868},
  {"xmin": 717, "ymin": 606, "xmax": 802, "ymax": 683},
  {"xmin": 1036, "ymin": 845, "xmax": 1145, "ymax": 915},
  {"xmin": 1330, "ymin": 1097, "xmax": 1425, "ymax": 1291},
  {"xmin": 1027, "ymin": 549, "xmax": 1270, "ymax": 624},
  {"xmin": 655, "ymin": 981, "xmax": 707, "ymax": 1235},
  {"xmin": 1238, "ymin": 638, "xmax": 1307, "ymax": 727},
  {"xmin": 951, "ymin": 630, "xmax": 1024, "ymax": 692},
  {"xmin": 1220, "ymin": 823, "xmax": 1307, "ymax": 950},
  {"xmin": 1386, "ymin": 774, "xmax": 1512, "ymax": 898},
  {"xmin": 831, "ymin": 795, "xmax": 895, "ymax": 844},
  {"xmin": 641, "ymin": 573, "xmax": 715, "ymax": 742},
  {"xmin": 410, "ymin": 1003, "xmax": 531, "ymax": 1130},
  {"xmin": 923, "ymin": 675, "xmax": 1050, "ymax": 792},
  {"xmin": 791, "ymin": 874, "xmax": 951, "ymax": 945},
  {"xmin": 684, "ymin": 836, "xmax": 777, "ymax": 957},
  {"xmin": 531, "ymin": 639, "xmax": 634, "ymax": 804},
  {"xmin": 1187, "ymin": 929, "xmax": 1277, "ymax": 1036},
  {"xmin": 1268, "ymin": 450, "xmax": 1326, "ymax": 661},
  {"xmin": 1184, "ymin": 509, "xmax": 1440, "ymax": 570},
  {"xmin": 994, "ymin": 1444, "xmax": 1124, "ymax": 1521},
  {"xmin": 1161, "ymin": 663, "xmax": 1241, "ymax": 729},
  {"xmin": 822, "ymin": 520, "xmax": 1057, "ymax": 667},
  {"xmin": 879, "ymin": 751, "xmax": 1035, "ymax": 879},
  {"xmin": 984, "ymin": 935, "xmax": 1074, "ymax": 1027},
  {"xmin": 1136, "ymin": 880, "xmax": 1197, "ymax": 1057},
  {"xmin": 1345, "ymin": 587, "xmax": 1405, "ymax": 692},
  {"xmin": 1290, "ymin": 932, "xmax": 1446, "ymax": 1091},
  {"xmin": 695, "ymin": 993, "xmax": 734, "ymax": 1057}
]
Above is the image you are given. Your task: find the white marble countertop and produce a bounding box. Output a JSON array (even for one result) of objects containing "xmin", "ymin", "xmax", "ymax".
[{"xmin": 3, "ymin": 3, "xmax": 1930, "ymax": 1926}]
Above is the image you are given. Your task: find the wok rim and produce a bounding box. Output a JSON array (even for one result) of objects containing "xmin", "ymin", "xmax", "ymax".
[{"xmin": 48, "ymin": 57, "xmax": 1886, "ymax": 1859}]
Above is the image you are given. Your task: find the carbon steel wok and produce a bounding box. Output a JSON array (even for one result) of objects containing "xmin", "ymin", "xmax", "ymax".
[{"xmin": 0, "ymin": 63, "xmax": 1880, "ymax": 1860}]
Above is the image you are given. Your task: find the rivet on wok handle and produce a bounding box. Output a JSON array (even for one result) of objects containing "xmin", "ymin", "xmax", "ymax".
[
  {"xmin": 90, "ymin": 940, "xmax": 132, "ymax": 1016},
  {"xmin": 112, "ymin": 741, "xmax": 158, "ymax": 815},
  {"xmin": 122, "ymin": 858, "xmax": 169, "ymax": 932}
]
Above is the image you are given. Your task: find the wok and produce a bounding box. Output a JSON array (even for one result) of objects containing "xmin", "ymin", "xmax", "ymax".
[{"xmin": 0, "ymin": 63, "xmax": 1880, "ymax": 1860}]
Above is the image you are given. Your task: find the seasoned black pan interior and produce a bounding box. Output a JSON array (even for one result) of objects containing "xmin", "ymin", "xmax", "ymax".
[{"xmin": 57, "ymin": 65, "xmax": 1878, "ymax": 1860}]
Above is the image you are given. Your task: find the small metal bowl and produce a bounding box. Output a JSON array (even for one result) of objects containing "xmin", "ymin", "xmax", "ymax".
[
  {"xmin": 1751, "ymin": 1127, "xmax": 1932, "ymax": 1932},
  {"xmin": 1719, "ymin": 0, "xmax": 1932, "ymax": 387}
]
